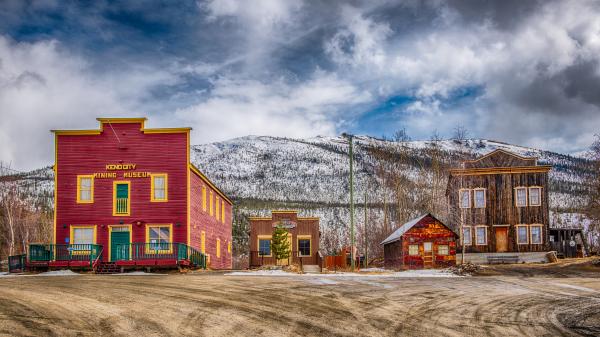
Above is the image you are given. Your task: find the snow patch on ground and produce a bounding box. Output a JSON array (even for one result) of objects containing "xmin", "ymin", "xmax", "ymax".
[
  {"xmin": 553, "ymin": 283, "xmax": 598, "ymax": 293},
  {"xmin": 307, "ymin": 278, "xmax": 338, "ymax": 285},
  {"xmin": 110, "ymin": 271, "xmax": 167, "ymax": 276},
  {"xmin": 226, "ymin": 269, "xmax": 461, "ymax": 278},
  {"xmin": 359, "ymin": 268, "xmax": 387, "ymax": 272},
  {"xmin": 36, "ymin": 270, "xmax": 81, "ymax": 276}
]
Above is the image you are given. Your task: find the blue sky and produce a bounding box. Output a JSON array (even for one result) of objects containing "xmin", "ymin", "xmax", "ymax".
[{"xmin": 1, "ymin": 0, "xmax": 600, "ymax": 170}]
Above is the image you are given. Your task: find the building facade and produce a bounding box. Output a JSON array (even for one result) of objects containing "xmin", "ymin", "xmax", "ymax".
[
  {"xmin": 249, "ymin": 210, "xmax": 320, "ymax": 267},
  {"xmin": 447, "ymin": 149, "xmax": 551, "ymax": 255},
  {"xmin": 381, "ymin": 214, "xmax": 457, "ymax": 269},
  {"xmin": 48, "ymin": 117, "xmax": 232, "ymax": 270}
]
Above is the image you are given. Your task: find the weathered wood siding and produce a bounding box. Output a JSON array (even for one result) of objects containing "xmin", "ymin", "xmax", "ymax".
[
  {"xmin": 447, "ymin": 150, "xmax": 551, "ymax": 253},
  {"xmin": 249, "ymin": 211, "xmax": 320, "ymax": 266},
  {"xmin": 383, "ymin": 215, "xmax": 457, "ymax": 270}
]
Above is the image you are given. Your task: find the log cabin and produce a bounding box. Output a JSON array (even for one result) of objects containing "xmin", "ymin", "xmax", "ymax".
[
  {"xmin": 447, "ymin": 149, "xmax": 552, "ymax": 263},
  {"xmin": 381, "ymin": 214, "xmax": 457, "ymax": 269},
  {"xmin": 27, "ymin": 117, "xmax": 232, "ymax": 272}
]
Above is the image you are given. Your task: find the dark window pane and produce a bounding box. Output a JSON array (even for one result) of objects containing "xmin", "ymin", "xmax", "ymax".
[{"xmin": 299, "ymin": 239, "xmax": 310, "ymax": 256}]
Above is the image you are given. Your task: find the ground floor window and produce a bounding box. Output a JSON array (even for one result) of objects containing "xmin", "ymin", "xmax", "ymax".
[
  {"xmin": 475, "ymin": 226, "xmax": 487, "ymax": 245},
  {"xmin": 462, "ymin": 227, "xmax": 472, "ymax": 245},
  {"xmin": 516, "ymin": 225, "xmax": 529, "ymax": 244},
  {"xmin": 408, "ymin": 244, "xmax": 419, "ymax": 256},
  {"xmin": 70, "ymin": 226, "xmax": 96, "ymax": 254},
  {"xmin": 437, "ymin": 245, "xmax": 449, "ymax": 255},
  {"xmin": 298, "ymin": 236, "xmax": 311, "ymax": 256},
  {"xmin": 146, "ymin": 225, "xmax": 172, "ymax": 252},
  {"xmin": 530, "ymin": 225, "xmax": 543, "ymax": 244},
  {"xmin": 258, "ymin": 239, "xmax": 271, "ymax": 256}
]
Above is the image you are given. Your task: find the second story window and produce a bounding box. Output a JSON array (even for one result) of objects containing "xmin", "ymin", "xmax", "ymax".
[
  {"xmin": 515, "ymin": 187, "xmax": 527, "ymax": 207},
  {"xmin": 474, "ymin": 188, "xmax": 486, "ymax": 208},
  {"xmin": 151, "ymin": 174, "xmax": 168, "ymax": 202},
  {"xmin": 77, "ymin": 175, "xmax": 94, "ymax": 203},
  {"xmin": 529, "ymin": 187, "xmax": 541, "ymax": 206},
  {"xmin": 113, "ymin": 181, "xmax": 130, "ymax": 216},
  {"xmin": 459, "ymin": 189, "xmax": 471, "ymax": 209}
]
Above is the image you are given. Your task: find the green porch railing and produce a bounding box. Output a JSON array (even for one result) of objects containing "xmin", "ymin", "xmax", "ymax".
[
  {"xmin": 28, "ymin": 244, "xmax": 102, "ymax": 267},
  {"xmin": 112, "ymin": 242, "xmax": 206, "ymax": 269}
]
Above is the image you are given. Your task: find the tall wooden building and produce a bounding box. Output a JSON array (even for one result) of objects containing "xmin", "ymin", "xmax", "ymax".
[
  {"xmin": 30, "ymin": 117, "xmax": 232, "ymax": 271},
  {"xmin": 447, "ymin": 149, "xmax": 551, "ymax": 259},
  {"xmin": 249, "ymin": 210, "xmax": 320, "ymax": 268}
]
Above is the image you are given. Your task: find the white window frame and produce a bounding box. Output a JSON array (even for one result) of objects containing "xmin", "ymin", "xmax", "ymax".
[
  {"xmin": 516, "ymin": 225, "xmax": 529, "ymax": 245},
  {"xmin": 475, "ymin": 226, "xmax": 487, "ymax": 245},
  {"xmin": 408, "ymin": 244, "xmax": 419, "ymax": 256},
  {"xmin": 473, "ymin": 188, "xmax": 486, "ymax": 208},
  {"xmin": 459, "ymin": 189, "xmax": 471, "ymax": 209},
  {"xmin": 437, "ymin": 245, "xmax": 449, "ymax": 255},
  {"xmin": 462, "ymin": 226, "xmax": 472, "ymax": 246},
  {"xmin": 530, "ymin": 225, "xmax": 543, "ymax": 244},
  {"xmin": 515, "ymin": 187, "xmax": 528, "ymax": 207},
  {"xmin": 528, "ymin": 187, "xmax": 542, "ymax": 207}
]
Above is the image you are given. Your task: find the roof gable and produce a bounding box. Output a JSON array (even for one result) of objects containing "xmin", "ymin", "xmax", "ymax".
[
  {"xmin": 381, "ymin": 213, "xmax": 457, "ymax": 245},
  {"xmin": 463, "ymin": 149, "xmax": 537, "ymax": 169}
]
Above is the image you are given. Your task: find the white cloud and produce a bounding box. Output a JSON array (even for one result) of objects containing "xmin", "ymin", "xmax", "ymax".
[
  {"xmin": 0, "ymin": 36, "xmax": 177, "ymax": 170},
  {"xmin": 175, "ymin": 72, "xmax": 371, "ymax": 143}
]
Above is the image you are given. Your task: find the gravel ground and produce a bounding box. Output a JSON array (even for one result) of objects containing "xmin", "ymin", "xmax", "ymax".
[{"xmin": 0, "ymin": 266, "xmax": 598, "ymax": 336}]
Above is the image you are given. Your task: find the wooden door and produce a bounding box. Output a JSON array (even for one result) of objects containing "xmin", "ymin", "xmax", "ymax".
[
  {"xmin": 110, "ymin": 231, "xmax": 130, "ymax": 261},
  {"xmin": 495, "ymin": 227, "xmax": 508, "ymax": 253},
  {"xmin": 422, "ymin": 242, "xmax": 433, "ymax": 268}
]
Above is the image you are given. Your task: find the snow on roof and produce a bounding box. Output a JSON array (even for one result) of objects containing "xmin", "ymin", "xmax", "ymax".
[{"xmin": 380, "ymin": 214, "xmax": 429, "ymax": 245}]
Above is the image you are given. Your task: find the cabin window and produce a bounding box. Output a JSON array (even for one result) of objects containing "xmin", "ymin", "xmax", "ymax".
[
  {"xmin": 462, "ymin": 227, "xmax": 472, "ymax": 245},
  {"xmin": 459, "ymin": 189, "xmax": 471, "ymax": 208},
  {"xmin": 408, "ymin": 244, "xmax": 419, "ymax": 256},
  {"xmin": 216, "ymin": 239, "xmax": 221, "ymax": 258},
  {"xmin": 298, "ymin": 236, "xmax": 311, "ymax": 256},
  {"xmin": 516, "ymin": 225, "xmax": 529, "ymax": 244},
  {"xmin": 146, "ymin": 225, "xmax": 172, "ymax": 252},
  {"xmin": 113, "ymin": 181, "xmax": 130, "ymax": 216},
  {"xmin": 201, "ymin": 231, "xmax": 206, "ymax": 253},
  {"xmin": 530, "ymin": 225, "xmax": 543, "ymax": 244},
  {"xmin": 151, "ymin": 174, "xmax": 167, "ymax": 201},
  {"xmin": 475, "ymin": 226, "xmax": 487, "ymax": 245},
  {"xmin": 437, "ymin": 245, "xmax": 449, "ymax": 255},
  {"xmin": 216, "ymin": 197, "xmax": 220, "ymax": 221},
  {"xmin": 474, "ymin": 189, "xmax": 486, "ymax": 208},
  {"xmin": 202, "ymin": 186, "xmax": 207, "ymax": 212},
  {"xmin": 529, "ymin": 187, "xmax": 541, "ymax": 206},
  {"xmin": 258, "ymin": 239, "xmax": 271, "ymax": 256},
  {"xmin": 515, "ymin": 187, "xmax": 527, "ymax": 207},
  {"xmin": 76, "ymin": 175, "xmax": 94, "ymax": 203},
  {"xmin": 221, "ymin": 200, "xmax": 226, "ymax": 223}
]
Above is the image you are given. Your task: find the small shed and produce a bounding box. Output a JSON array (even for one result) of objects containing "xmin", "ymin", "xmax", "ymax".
[{"xmin": 381, "ymin": 214, "xmax": 458, "ymax": 269}]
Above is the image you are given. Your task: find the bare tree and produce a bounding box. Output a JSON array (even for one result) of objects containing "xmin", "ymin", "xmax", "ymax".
[{"xmin": 584, "ymin": 134, "xmax": 600, "ymax": 252}]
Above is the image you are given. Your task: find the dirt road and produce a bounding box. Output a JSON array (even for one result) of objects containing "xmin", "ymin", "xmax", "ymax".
[{"xmin": 0, "ymin": 271, "xmax": 599, "ymax": 337}]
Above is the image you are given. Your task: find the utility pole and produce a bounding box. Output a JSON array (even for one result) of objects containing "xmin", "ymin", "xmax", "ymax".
[
  {"xmin": 364, "ymin": 183, "xmax": 368, "ymax": 268},
  {"xmin": 342, "ymin": 133, "xmax": 355, "ymax": 272}
]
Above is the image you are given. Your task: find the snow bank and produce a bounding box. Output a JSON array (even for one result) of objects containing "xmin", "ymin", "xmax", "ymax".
[
  {"xmin": 226, "ymin": 269, "xmax": 461, "ymax": 278},
  {"xmin": 36, "ymin": 270, "xmax": 81, "ymax": 276},
  {"xmin": 110, "ymin": 271, "xmax": 167, "ymax": 276}
]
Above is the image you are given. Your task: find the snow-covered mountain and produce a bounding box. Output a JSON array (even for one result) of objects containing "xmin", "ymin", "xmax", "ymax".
[{"xmin": 191, "ymin": 135, "xmax": 592, "ymax": 212}]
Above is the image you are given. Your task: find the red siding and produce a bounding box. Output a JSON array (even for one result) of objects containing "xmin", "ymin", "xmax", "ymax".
[
  {"xmin": 54, "ymin": 120, "xmax": 232, "ymax": 269},
  {"xmin": 190, "ymin": 172, "xmax": 232, "ymax": 269},
  {"xmin": 383, "ymin": 215, "xmax": 457, "ymax": 270}
]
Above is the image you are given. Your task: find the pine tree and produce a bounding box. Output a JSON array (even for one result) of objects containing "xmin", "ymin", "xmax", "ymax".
[{"xmin": 271, "ymin": 225, "xmax": 291, "ymax": 261}]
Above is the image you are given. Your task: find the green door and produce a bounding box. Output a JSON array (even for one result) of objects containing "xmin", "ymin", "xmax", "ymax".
[{"xmin": 111, "ymin": 231, "xmax": 130, "ymax": 261}]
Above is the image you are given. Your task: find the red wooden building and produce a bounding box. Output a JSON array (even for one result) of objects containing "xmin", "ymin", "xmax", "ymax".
[
  {"xmin": 381, "ymin": 214, "xmax": 458, "ymax": 269},
  {"xmin": 28, "ymin": 117, "xmax": 232, "ymax": 271}
]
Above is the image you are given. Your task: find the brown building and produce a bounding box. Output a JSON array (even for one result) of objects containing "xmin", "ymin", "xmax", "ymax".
[
  {"xmin": 381, "ymin": 214, "xmax": 457, "ymax": 269},
  {"xmin": 447, "ymin": 149, "xmax": 551, "ymax": 259},
  {"xmin": 249, "ymin": 210, "xmax": 320, "ymax": 268}
]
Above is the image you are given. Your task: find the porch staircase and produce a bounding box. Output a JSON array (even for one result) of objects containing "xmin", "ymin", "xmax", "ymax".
[
  {"xmin": 95, "ymin": 262, "xmax": 121, "ymax": 274},
  {"xmin": 302, "ymin": 265, "xmax": 321, "ymax": 274}
]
